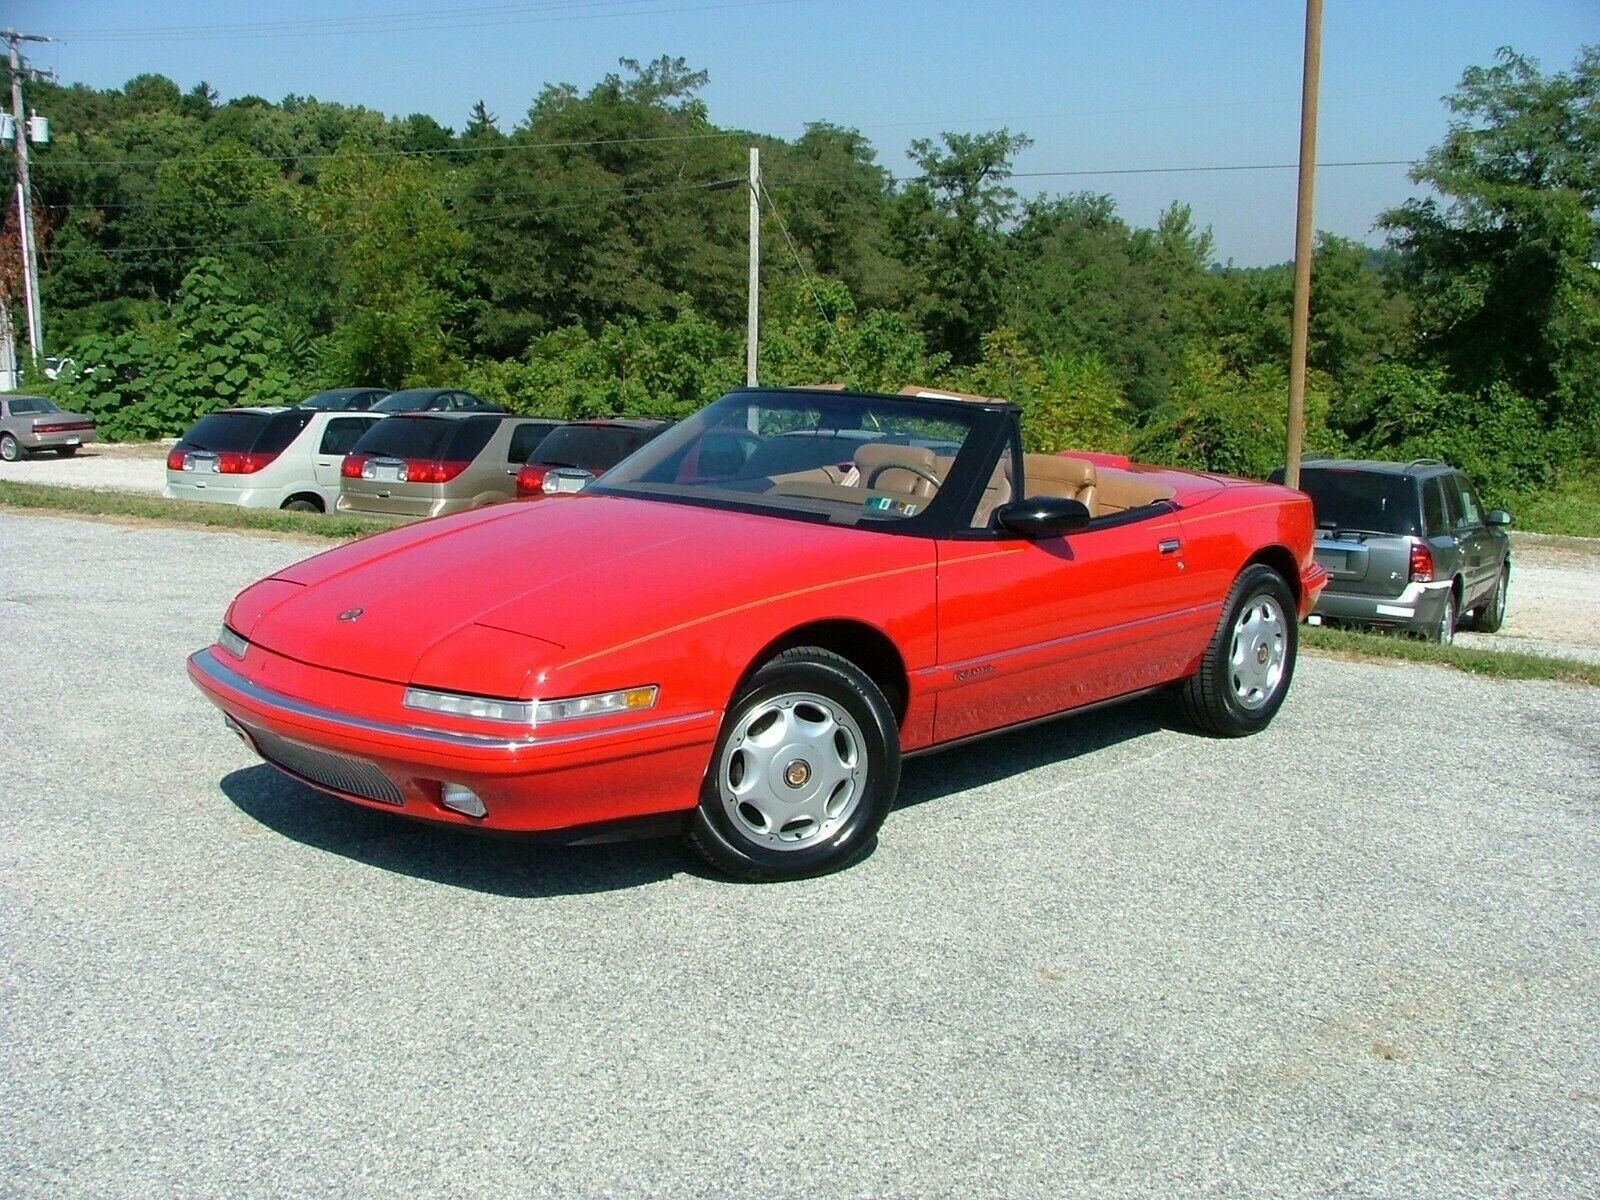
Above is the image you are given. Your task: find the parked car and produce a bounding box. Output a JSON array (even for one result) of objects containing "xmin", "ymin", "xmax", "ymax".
[
  {"xmin": 165, "ymin": 407, "xmax": 383, "ymax": 512},
  {"xmin": 190, "ymin": 385, "xmax": 1326, "ymax": 881},
  {"xmin": 1271, "ymin": 458, "xmax": 1511, "ymax": 643},
  {"xmin": 0, "ymin": 394, "xmax": 97, "ymax": 460},
  {"xmin": 337, "ymin": 412, "xmax": 562, "ymax": 518},
  {"xmin": 296, "ymin": 388, "xmax": 391, "ymax": 412},
  {"xmin": 369, "ymin": 388, "xmax": 503, "ymax": 414},
  {"xmin": 515, "ymin": 417, "xmax": 673, "ymax": 498}
]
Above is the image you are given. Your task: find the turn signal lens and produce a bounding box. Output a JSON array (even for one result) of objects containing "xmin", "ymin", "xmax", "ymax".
[
  {"xmin": 1409, "ymin": 542, "xmax": 1435, "ymax": 582},
  {"xmin": 535, "ymin": 686, "xmax": 657, "ymax": 724},
  {"xmin": 218, "ymin": 625, "xmax": 249, "ymax": 659}
]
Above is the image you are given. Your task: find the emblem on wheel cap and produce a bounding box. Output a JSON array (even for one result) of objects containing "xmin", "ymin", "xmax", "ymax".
[{"xmin": 783, "ymin": 760, "xmax": 811, "ymax": 788}]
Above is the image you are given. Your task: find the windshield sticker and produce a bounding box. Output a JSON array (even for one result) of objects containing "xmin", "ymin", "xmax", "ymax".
[{"xmin": 864, "ymin": 496, "xmax": 918, "ymax": 517}]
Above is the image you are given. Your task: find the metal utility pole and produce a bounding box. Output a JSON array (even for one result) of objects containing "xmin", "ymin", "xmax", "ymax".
[
  {"xmin": 746, "ymin": 146, "xmax": 760, "ymax": 387},
  {"xmin": 1284, "ymin": 0, "xmax": 1322, "ymax": 489}
]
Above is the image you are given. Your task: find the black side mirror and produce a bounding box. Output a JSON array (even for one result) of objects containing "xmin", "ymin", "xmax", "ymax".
[
  {"xmin": 995, "ymin": 497, "xmax": 1092, "ymax": 538},
  {"xmin": 1485, "ymin": 509, "xmax": 1512, "ymax": 527}
]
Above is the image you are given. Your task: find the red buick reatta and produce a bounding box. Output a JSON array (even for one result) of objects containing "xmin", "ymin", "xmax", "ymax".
[{"xmin": 189, "ymin": 386, "xmax": 1327, "ymax": 880}]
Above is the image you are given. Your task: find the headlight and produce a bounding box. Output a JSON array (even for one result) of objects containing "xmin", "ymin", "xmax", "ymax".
[
  {"xmin": 218, "ymin": 626, "xmax": 249, "ymax": 659},
  {"xmin": 402, "ymin": 684, "xmax": 657, "ymax": 726},
  {"xmin": 403, "ymin": 687, "xmax": 535, "ymax": 724}
]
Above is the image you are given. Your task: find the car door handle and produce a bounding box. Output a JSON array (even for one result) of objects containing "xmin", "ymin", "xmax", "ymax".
[{"xmin": 1158, "ymin": 538, "xmax": 1181, "ymax": 555}]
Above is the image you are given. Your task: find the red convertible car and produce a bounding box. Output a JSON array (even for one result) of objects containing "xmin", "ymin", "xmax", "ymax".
[{"xmin": 189, "ymin": 386, "xmax": 1326, "ymax": 880}]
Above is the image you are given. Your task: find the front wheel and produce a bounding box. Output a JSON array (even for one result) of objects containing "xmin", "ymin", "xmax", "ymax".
[
  {"xmin": 56, "ymin": 446, "xmax": 79, "ymax": 458},
  {"xmin": 686, "ymin": 647, "xmax": 900, "ymax": 881},
  {"xmin": 1473, "ymin": 565, "xmax": 1509, "ymax": 634},
  {"xmin": 1176, "ymin": 564, "xmax": 1298, "ymax": 737}
]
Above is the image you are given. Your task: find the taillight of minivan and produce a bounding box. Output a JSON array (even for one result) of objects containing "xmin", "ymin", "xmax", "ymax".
[
  {"xmin": 403, "ymin": 459, "xmax": 469, "ymax": 484},
  {"xmin": 516, "ymin": 464, "xmax": 548, "ymax": 498},
  {"xmin": 1409, "ymin": 542, "xmax": 1435, "ymax": 582}
]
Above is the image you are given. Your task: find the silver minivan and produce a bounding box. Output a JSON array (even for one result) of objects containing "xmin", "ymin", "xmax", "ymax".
[
  {"xmin": 166, "ymin": 407, "xmax": 383, "ymax": 512},
  {"xmin": 337, "ymin": 412, "xmax": 563, "ymax": 518}
]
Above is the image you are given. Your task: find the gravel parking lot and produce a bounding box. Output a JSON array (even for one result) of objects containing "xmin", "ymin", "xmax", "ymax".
[{"xmin": 2, "ymin": 511, "xmax": 1598, "ymax": 1199}]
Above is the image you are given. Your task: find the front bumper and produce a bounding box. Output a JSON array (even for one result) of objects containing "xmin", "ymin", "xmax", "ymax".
[
  {"xmin": 1310, "ymin": 578, "xmax": 1452, "ymax": 632},
  {"xmin": 188, "ymin": 647, "xmax": 718, "ymax": 830}
]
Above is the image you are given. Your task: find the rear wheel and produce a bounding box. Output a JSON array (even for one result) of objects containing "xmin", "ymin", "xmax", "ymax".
[
  {"xmin": 1429, "ymin": 591, "xmax": 1457, "ymax": 645},
  {"xmin": 1177, "ymin": 564, "xmax": 1298, "ymax": 737},
  {"xmin": 687, "ymin": 647, "xmax": 899, "ymax": 881},
  {"xmin": 0, "ymin": 433, "xmax": 24, "ymax": 462},
  {"xmin": 281, "ymin": 497, "xmax": 321, "ymax": 513}
]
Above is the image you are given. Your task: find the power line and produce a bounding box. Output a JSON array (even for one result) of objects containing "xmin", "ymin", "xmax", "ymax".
[
  {"xmin": 46, "ymin": 0, "xmax": 809, "ymax": 42},
  {"xmin": 758, "ymin": 178, "xmax": 852, "ymax": 378}
]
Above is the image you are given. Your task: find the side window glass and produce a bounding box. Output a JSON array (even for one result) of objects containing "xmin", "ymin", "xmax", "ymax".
[
  {"xmin": 320, "ymin": 418, "xmax": 371, "ymax": 456},
  {"xmin": 1441, "ymin": 476, "xmax": 1465, "ymax": 531},
  {"xmin": 1455, "ymin": 477, "xmax": 1483, "ymax": 527},
  {"xmin": 508, "ymin": 422, "xmax": 553, "ymax": 464},
  {"xmin": 1421, "ymin": 478, "xmax": 1446, "ymax": 537},
  {"xmin": 971, "ymin": 433, "xmax": 1019, "ymax": 530}
]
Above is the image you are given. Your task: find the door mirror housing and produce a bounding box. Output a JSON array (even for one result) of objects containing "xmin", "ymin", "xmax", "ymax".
[
  {"xmin": 1485, "ymin": 509, "xmax": 1512, "ymax": 527},
  {"xmin": 995, "ymin": 497, "xmax": 1092, "ymax": 538}
]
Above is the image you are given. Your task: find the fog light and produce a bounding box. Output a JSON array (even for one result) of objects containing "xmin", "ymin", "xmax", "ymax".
[{"xmin": 440, "ymin": 783, "xmax": 487, "ymax": 818}]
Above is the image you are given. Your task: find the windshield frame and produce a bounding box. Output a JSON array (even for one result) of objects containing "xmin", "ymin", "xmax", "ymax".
[{"xmin": 587, "ymin": 387, "xmax": 1016, "ymax": 538}]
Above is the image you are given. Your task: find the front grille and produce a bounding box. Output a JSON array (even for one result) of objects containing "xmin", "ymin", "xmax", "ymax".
[{"xmin": 240, "ymin": 721, "xmax": 404, "ymax": 806}]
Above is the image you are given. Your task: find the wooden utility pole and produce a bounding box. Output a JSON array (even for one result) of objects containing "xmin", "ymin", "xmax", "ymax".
[
  {"xmin": 746, "ymin": 146, "xmax": 760, "ymax": 387},
  {"xmin": 1284, "ymin": 0, "xmax": 1322, "ymax": 489},
  {"xmin": 5, "ymin": 29, "xmax": 49, "ymax": 366}
]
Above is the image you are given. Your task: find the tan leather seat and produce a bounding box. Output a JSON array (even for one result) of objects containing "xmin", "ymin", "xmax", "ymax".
[
  {"xmin": 852, "ymin": 443, "xmax": 940, "ymax": 498},
  {"xmin": 1024, "ymin": 454, "xmax": 1097, "ymax": 515}
]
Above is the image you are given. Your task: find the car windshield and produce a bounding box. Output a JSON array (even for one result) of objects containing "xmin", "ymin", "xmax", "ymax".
[
  {"xmin": 371, "ymin": 390, "xmax": 440, "ymax": 413},
  {"xmin": 352, "ymin": 416, "xmax": 456, "ymax": 459},
  {"xmin": 7, "ymin": 397, "xmax": 59, "ymax": 414},
  {"xmin": 592, "ymin": 389, "xmax": 988, "ymax": 529},
  {"xmin": 1296, "ymin": 469, "xmax": 1419, "ymax": 536},
  {"xmin": 534, "ymin": 425, "xmax": 658, "ymax": 472}
]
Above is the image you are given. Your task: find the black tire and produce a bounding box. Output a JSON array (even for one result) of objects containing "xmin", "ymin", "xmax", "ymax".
[
  {"xmin": 1177, "ymin": 564, "xmax": 1298, "ymax": 737},
  {"xmin": 281, "ymin": 498, "xmax": 321, "ymax": 513},
  {"xmin": 1473, "ymin": 565, "xmax": 1509, "ymax": 634},
  {"xmin": 0, "ymin": 432, "xmax": 24, "ymax": 462},
  {"xmin": 55, "ymin": 446, "xmax": 79, "ymax": 457},
  {"xmin": 1429, "ymin": 590, "xmax": 1457, "ymax": 645},
  {"xmin": 686, "ymin": 647, "xmax": 900, "ymax": 881}
]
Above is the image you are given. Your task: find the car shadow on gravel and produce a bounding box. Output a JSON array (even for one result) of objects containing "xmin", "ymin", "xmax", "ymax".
[
  {"xmin": 894, "ymin": 700, "xmax": 1169, "ymax": 812},
  {"xmin": 221, "ymin": 699, "xmax": 1173, "ymax": 895},
  {"xmin": 221, "ymin": 765, "xmax": 691, "ymax": 897}
]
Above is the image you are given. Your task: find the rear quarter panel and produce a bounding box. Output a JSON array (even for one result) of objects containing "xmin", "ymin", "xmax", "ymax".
[{"xmin": 1177, "ymin": 481, "xmax": 1319, "ymax": 621}]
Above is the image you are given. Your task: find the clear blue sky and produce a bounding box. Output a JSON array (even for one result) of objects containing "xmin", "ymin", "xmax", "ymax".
[{"xmin": 11, "ymin": 0, "xmax": 1595, "ymax": 265}]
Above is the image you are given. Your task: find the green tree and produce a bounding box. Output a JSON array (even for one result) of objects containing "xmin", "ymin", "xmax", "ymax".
[
  {"xmin": 1381, "ymin": 46, "xmax": 1600, "ymax": 443},
  {"xmin": 887, "ymin": 129, "xmax": 1031, "ymax": 364}
]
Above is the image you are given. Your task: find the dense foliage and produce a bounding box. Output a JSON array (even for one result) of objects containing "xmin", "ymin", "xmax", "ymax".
[{"xmin": 7, "ymin": 48, "xmax": 1597, "ymax": 507}]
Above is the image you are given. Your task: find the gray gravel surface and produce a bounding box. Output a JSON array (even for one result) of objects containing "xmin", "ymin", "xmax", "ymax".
[
  {"xmin": 0, "ymin": 444, "xmax": 166, "ymax": 493},
  {"xmin": 3, "ymin": 511, "xmax": 1598, "ymax": 1199}
]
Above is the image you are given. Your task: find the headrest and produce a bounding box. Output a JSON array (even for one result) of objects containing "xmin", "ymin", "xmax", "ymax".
[
  {"xmin": 1031, "ymin": 456, "xmax": 1097, "ymax": 487},
  {"xmin": 853, "ymin": 442, "xmax": 936, "ymax": 470}
]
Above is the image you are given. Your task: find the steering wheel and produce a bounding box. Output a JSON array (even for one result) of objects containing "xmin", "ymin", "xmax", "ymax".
[{"xmin": 865, "ymin": 461, "xmax": 942, "ymax": 492}]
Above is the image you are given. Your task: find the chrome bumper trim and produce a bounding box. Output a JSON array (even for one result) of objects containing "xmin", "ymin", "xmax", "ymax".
[{"xmin": 190, "ymin": 648, "xmax": 711, "ymax": 752}]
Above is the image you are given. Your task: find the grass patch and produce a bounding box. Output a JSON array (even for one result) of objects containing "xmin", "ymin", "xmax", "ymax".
[
  {"xmin": 1302, "ymin": 623, "xmax": 1599, "ymax": 686},
  {"xmin": 1508, "ymin": 471, "xmax": 1600, "ymax": 539},
  {"xmin": 0, "ymin": 481, "xmax": 393, "ymax": 540}
]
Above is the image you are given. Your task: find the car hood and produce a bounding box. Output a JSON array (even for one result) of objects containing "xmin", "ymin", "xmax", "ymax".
[{"xmin": 234, "ymin": 495, "xmax": 929, "ymax": 693}]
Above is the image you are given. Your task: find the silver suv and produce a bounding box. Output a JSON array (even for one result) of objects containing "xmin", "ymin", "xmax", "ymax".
[{"xmin": 1274, "ymin": 459, "xmax": 1512, "ymax": 644}]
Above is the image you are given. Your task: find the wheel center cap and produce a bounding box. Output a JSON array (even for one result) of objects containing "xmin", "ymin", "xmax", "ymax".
[
  {"xmin": 1256, "ymin": 641, "xmax": 1269, "ymax": 665},
  {"xmin": 783, "ymin": 760, "xmax": 811, "ymax": 788}
]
